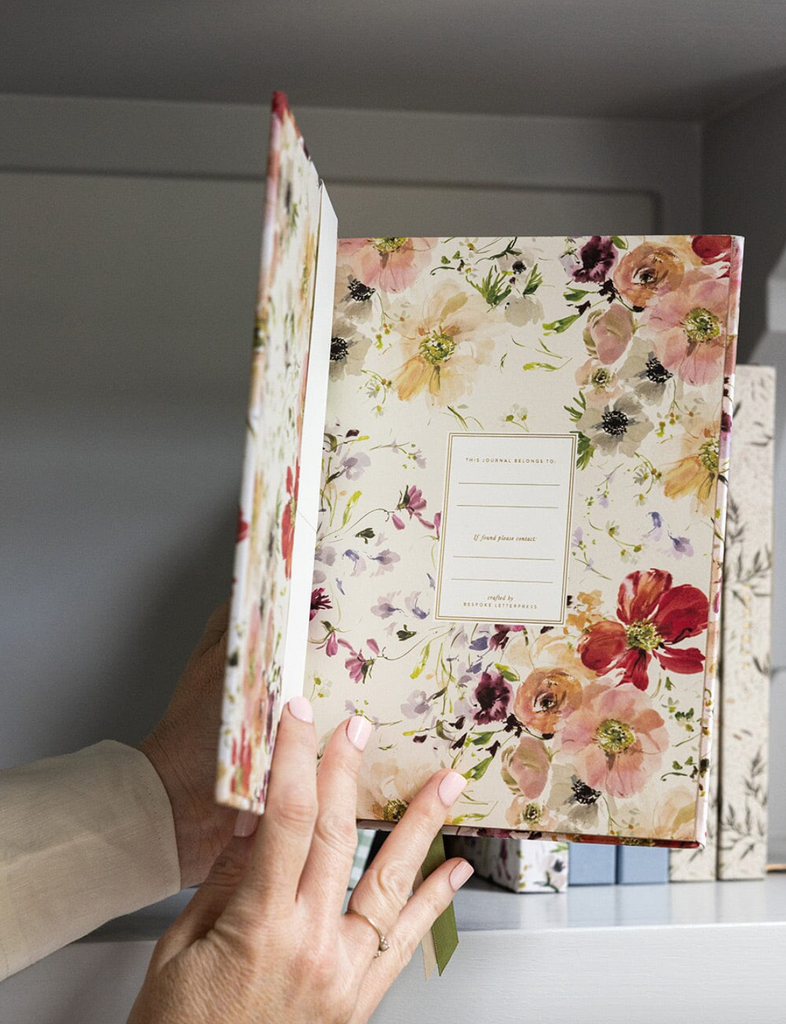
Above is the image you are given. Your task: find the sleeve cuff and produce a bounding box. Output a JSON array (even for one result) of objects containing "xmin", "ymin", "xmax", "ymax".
[{"xmin": 0, "ymin": 740, "xmax": 181, "ymax": 979}]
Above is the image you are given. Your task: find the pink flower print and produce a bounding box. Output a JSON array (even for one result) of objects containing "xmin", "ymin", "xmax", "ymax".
[
  {"xmin": 394, "ymin": 484, "xmax": 435, "ymax": 530},
  {"xmin": 642, "ymin": 269, "xmax": 730, "ymax": 386},
  {"xmin": 338, "ymin": 638, "xmax": 380, "ymax": 683},
  {"xmin": 559, "ymin": 682, "xmax": 669, "ymax": 799},
  {"xmin": 503, "ymin": 735, "xmax": 551, "ymax": 800},
  {"xmin": 337, "ymin": 238, "xmax": 436, "ymax": 293}
]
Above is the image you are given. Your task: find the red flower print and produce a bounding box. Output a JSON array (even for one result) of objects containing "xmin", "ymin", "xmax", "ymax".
[
  {"xmin": 471, "ymin": 668, "xmax": 512, "ymax": 725},
  {"xmin": 489, "ymin": 623, "xmax": 526, "ymax": 650},
  {"xmin": 281, "ymin": 461, "xmax": 299, "ymax": 578},
  {"xmin": 578, "ymin": 568, "xmax": 708, "ymax": 690},
  {"xmin": 691, "ymin": 235, "xmax": 731, "ymax": 264},
  {"xmin": 310, "ymin": 586, "xmax": 331, "ymax": 621},
  {"xmin": 231, "ymin": 723, "xmax": 253, "ymax": 795},
  {"xmin": 236, "ymin": 506, "xmax": 249, "ymax": 543}
]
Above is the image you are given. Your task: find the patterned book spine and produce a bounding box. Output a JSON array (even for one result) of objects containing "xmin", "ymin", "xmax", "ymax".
[
  {"xmin": 446, "ymin": 836, "xmax": 568, "ymax": 893},
  {"xmin": 717, "ymin": 365, "xmax": 775, "ymax": 879}
]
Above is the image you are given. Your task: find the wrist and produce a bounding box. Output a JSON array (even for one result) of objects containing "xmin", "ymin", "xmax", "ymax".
[{"xmin": 138, "ymin": 734, "xmax": 203, "ymax": 888}]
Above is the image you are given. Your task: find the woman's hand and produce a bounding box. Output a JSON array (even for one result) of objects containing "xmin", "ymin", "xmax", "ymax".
[
  {"xmin": 128, "ymin": 696, "xmax": 474, "ymax": 1024},
  {"xmin": 139, "ymin": 602, "xmax": 238, "ymax": 887}
]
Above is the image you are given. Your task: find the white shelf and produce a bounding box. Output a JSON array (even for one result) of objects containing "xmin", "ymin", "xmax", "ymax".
[{"xmin": 2, "ymin": 877, "xmax": 784, "ymax": 1023}]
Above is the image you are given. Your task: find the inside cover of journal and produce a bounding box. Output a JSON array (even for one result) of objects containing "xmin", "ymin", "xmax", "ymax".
[{"xmin": 216, "ymin": 93, "xmax": 743, "ymax": 850}]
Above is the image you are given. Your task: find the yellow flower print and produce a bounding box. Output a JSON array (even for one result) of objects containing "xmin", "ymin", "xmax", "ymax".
[{"xmin": 393, "ymin": 285, "xmax": 495, "ymax": 405}]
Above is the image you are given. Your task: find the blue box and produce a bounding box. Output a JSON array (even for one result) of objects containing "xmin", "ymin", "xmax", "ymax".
[
  {"xmin": 616, "ymin": 846, "xmax": 669, "ymax": 884},
  {"xmin": 568, "ymin": 843, "xmax": 615, "ymax": 885}
]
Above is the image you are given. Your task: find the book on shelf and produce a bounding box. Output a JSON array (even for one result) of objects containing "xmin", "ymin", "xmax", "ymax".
[
  {"xmin": 669, "ymin": 364, "xmax": 775, "ymax": 882},
  {"xmin": 717, "ymin": 365, "xmax": 775, "ymax": 879},
  {"xmin": 214, "ymin": 93, "xmax": 744, "ymax": 852},
  {"xmin": 445, "ymin": 836, "xmax": 568, "ymax": 893}
]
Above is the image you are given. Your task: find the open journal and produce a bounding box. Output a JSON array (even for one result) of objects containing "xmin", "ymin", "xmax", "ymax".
[{"xmin": 215, "ymin": 93, "xmax": 743, "ymax": 850}]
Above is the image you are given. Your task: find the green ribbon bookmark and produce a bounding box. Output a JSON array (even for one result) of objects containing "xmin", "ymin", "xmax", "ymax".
[{"xmin": 417, "ymin": 833, "xmax": 459, "ymax": 976}]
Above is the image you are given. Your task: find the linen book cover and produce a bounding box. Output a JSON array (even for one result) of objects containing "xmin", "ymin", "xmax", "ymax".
[
  {"xmin": 669, "ymin": 364, "xmax": 775, "ymax": 881},
  {"xmin": 216, "ymin": 95, "xmax": 744, "ymax": 850},
  {"xmin": 717, "ymin": 365, "xmax": 775, "ymax": 879}
]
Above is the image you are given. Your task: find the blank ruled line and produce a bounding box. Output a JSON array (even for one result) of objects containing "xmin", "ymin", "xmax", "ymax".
[
  {"xmin": 451, "ymin": 578, "xmax": 553, "ymax": 584},
  {"xmin": 456, "ymin": 504, "xmax": 559, "ymax": 509},
  {"xmin": 454, "ymin": 555, "xmax": 555, "ymax": 561},
  {"xmin": 457, "ymin": 481, "xmax": 559, "ymax": 486}
]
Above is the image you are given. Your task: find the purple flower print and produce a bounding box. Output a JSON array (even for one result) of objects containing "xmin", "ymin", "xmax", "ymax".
[
  {"xmin": 572, "ymin": 527, "xmax": 584, "ymax": 548},
  {"xmin": 372, "ymin": 593, "xmax": 401, "ymax": 618},
  {"xmin": 646, "ymin": 511, "xmax": 664, "ymax": 542},
  {"xmin": 401, "ymin": 689, "xmax": 432, "ymax": 718},
  {"xmin": 341, "ymin": 451, "xmax": 371, "ymax": 480},
  {"xmin": 489, "ymin": 624, "xmax": 526, "ymax": 650},
  {"xmin": 343, "ymin": 549, "xmax": 364, "ymax": 577},
  {"xmin": 310, "ymin": 587, "xmax": 331, "ymax": 621},
  {"xmin": 405, "ymin": 592, "xmax": 429, "ymax": 619},
  {"xmin": 370, "ymin": 549, "xmax": 401, "ymax": 574},
  {"xmin": 472, "ymin": 669, "xmax": 513, "ymax": 725},
  {"xmin": 563, "ymin": 236, "xmax": 618, "ymax": 284},
  {"xmin": 315, "ymin": 544, "xmax": 336, "ymax": 566},
  {"xmin": 669, "ymin": 533, "xmax": 694, "ymax": 559}
]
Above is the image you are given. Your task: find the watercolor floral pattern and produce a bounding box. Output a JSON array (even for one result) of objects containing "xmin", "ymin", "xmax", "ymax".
[
  {"xmin": 216, "ymin": 94, "xmax": 321, "ymax": 811},
  {"xmin": 307, "ymin": 234, "xmax": 742, "ymax": 846}
]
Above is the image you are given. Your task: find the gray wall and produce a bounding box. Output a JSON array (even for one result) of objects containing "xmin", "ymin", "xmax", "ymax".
[{"xmin": 703, "ymin": 80, "xmax": 786, "ymax": 858}]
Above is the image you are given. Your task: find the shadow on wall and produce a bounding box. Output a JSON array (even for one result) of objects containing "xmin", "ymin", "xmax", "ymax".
[
  {"xmin": 703, "ymin": 76, "xmax": 786, "ymax": 362},
  {"xmin": 98, "ymin": 505, "xmax": 238, "ymax": 749},
  {"xmin": 1, "ymin": 400, "xmax": 244, "ymax": 770}
]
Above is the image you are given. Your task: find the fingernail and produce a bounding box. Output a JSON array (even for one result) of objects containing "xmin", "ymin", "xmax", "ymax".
[
  {"xmin": 449, "ymin": 861, "xmax": 474, "ymax": 891},
  {"xmin": 346, "ymin": 715, "xmax": 373, "ymax": 751},
  {"xmin": 288, "ymin": 696, "xmax": 313, "ymax": 723},
  {"xmin": 438, "ymin": 770, "xmax": 468, "ymax": 807},
  {"xmin": 234, "ymin": 810, "xmax": 259, "ymax": 838}
]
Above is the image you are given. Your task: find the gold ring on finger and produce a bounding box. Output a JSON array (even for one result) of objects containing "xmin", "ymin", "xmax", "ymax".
[{"xmin": 344, "ymin": 909, "xmax": 390, "ymax": 957}]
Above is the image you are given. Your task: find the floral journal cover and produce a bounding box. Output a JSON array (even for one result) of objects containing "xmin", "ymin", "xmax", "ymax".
[
  {"xmin": 306, "ymin": 233, "xmax": 742, "ymax": 848},
  {"xmin": 215, "ymin": 102, "xmax": 743, "ymax": 847},
  {"xmin": 215, "ymin": 94, "xmax": 337, "ymax": 811}
]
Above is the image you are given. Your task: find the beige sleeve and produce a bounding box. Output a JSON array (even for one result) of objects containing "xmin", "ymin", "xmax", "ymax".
[{"xmin": 0, "ymin": 740, "xmax": 181, "ymax": 980}]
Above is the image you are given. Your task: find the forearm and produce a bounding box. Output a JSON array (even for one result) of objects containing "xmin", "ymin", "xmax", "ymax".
[{"xmin": 0, "ymin": 741, "xmax": 181, "ymax": 980}]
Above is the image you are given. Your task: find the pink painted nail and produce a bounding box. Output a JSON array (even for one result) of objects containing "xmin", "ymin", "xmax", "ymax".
[
  {"xmin": 437, "ymin": 770, "xmax": 468, "ymax": 807},
  {"xmin": 288, "ymin": 696, "xmax": 313, "ymax": 723},
  {"xmin": 234, "ymin": 810, "xmax": 259, "ymax": 838},
  {"xmin": 346, "ymin": 716, "xmax": 373, "ymax": 751},
  {"xmin": 449, "ymin": 861, "xmax": 474, "ymax": 891}
]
